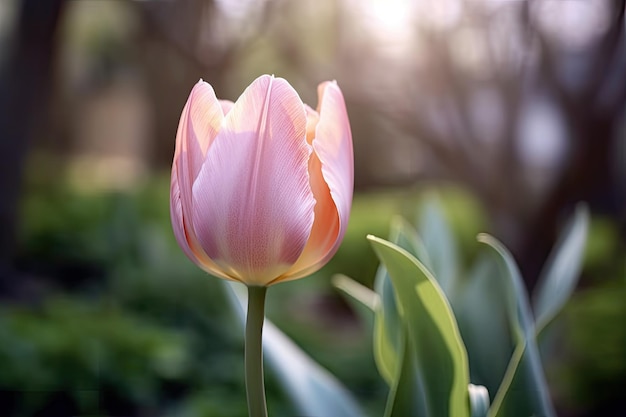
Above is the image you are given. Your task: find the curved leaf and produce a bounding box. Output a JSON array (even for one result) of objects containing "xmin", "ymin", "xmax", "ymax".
[
  {"xmin": 369, "ymin": 235, "xmax": 470, "ymax": 417},
  {"xmin": 418, "ymin": 195, "xmax": 459, "ymax": 298},
  {"xmin": 372, "ymin": 217, "xmax": 429, "ymax": 385},
  {"xmin": 478, "ymin": 235, "xmax": 555, "ymax": 417},
  {"xmin": 533, "ymin": 204, "xmax": 589, "ymax": 333},
  {"xmin": 384, "ymin": 329, "xmax": 429, "ymax": 417},
  {"xmin": 332, "ymin": 274, "xmax": 377, "ymax": 329},
  {"xmin": 454, "ymin": 255, "xmax": 515, "ymax": 400}
]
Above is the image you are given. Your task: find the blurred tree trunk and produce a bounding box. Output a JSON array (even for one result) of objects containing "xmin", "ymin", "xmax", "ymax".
[
  {"xmin": 0, "ymin": 0, "xmax": 65, "ymax": 296},
  {"xmin": 518, "ymin": 0, "xmax": 626, "ymax": 290}
]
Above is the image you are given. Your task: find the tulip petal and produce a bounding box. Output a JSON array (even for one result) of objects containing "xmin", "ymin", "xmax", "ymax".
[
  {"xmin": 173, "ymin": 80, "xmax": 224, "ymax": 229},
  {"xmin": 170, "ymin": 164, "xmax": 197, "ymax": 262},
  {"xmin": 279, "ymin": 82, "xmax": 352, "ymax": 281},
  {"xmin": 192, "ymin": 75, "xmax": 314, "ymax": 286},
  {"xmin": 220, "ymin": 99, "xmax": 235, "ymax": 115},
  {"xmin": 313, "ymin": 81, "xmax": 353, "ymax": 247},
  {"xmin": 276, "ymin": 147, "xmax": 340, "ymax": 283},
  {"xmin": 304, "ymin": 104, "xmax": 319, "ymax": 145},
  {"xmin": 282, "ymin": 81, "xmax": 353, "ymax": 280},
  {"xmin": 170, "ymin": 80, "xmax": 235, "ymax": 279},
  {"xmin": 170, "ymin": 165, "xmax": 234, "ymax": 280},
  {"xmin": 276, "ymin": 102, "xmax": 343, "ymax": 283},
  {"xmin": 174, "ymin": 80, "xmax": 225, "ymax": 218}
]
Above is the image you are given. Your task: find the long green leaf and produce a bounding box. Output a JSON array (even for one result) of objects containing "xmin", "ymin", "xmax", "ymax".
[
  {"xmin": 487, "ymin": 343, "xmax": 526, "ymax": 417},
  {"xmin": 369, "ymin": 235, "xmax": 470, "ymax": 417},
  {"xmin": 454, "ymin": 255, "xmax": 515, "ymax": 400},
  {"xmin": 332, "ymin": 274, "xmax": 377, "ymax": 330},
  {"xmin": 384, "ymin": 329, "xmax": 429, "ymax": 417},
  {"xmin": 533, "ymin": 204, "xmax": 589, "ymax": 333},
  {"xmin": 225, "ymin": 282, "xmax": 366, "ymax": 417},
  {"xmin": 372, "ymin": 217, "xmax": 425, "ymax": 386},
  {"xmin": 418, "ymin": 195, "xmax": 459, "ymax": 298},
  {"xmin": 478, "ymin": 235, "xmax": 555, "ymax": 417}
]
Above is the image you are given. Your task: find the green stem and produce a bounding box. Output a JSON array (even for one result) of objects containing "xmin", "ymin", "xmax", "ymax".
[{"xmin": 245, "ymin": 285, "xmax": 268, "ymax": 417}]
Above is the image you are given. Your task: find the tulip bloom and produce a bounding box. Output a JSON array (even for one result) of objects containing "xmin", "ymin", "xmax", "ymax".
[{"xmin": 170, "ymin": 75, "xmax": 353, "ymax": 287}]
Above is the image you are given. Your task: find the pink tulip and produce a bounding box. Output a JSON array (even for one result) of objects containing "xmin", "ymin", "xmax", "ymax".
[{"xmin": 170, "ymin": 75, "xmax": 353, "ymax": 287}]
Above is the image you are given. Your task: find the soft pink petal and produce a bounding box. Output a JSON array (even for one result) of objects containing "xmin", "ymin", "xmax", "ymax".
[
  {"xmin": 304, "ymin": 104, "xmax": 319, "ymax": 145},
  {"xmin": 303, "ymin": 81, "xmax": 353, "ymax": 268},
  {"xmin": 276, "ymin": 153, "xmax": 340, "ymax": 283},
  {"xmin": 220, "ymin": 99, "xmax": 235, "ymax": 115},
  {"xmin": 191, "ymin": 75, "xmax": 314, "ymax": 286},
  {"xmin": 275, "ymin": 103, "xmax": 341, "ymax": 283},
  {"xmin": 171, "ymin": 158, "xmax": 234, "ymax": 280},
  {"xmin": 170, "ymin": 164, "xmax": 197, "ymax": 263},
  {"xmin": 174, "ymin": 80, "xmax": 224, "ymax": 229},
  {"xmin": 171, "ymin": 80, "xmax": 235, "ymax": 280}
]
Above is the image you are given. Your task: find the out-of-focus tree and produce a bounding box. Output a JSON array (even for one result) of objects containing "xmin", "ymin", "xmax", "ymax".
[
  {"xmin": 332, "ymin": 0, "xmax": 626, "ymax": 288},
  {"xmin": 0, "ymin": 0, "xmax": 66, "ymax": 295}
]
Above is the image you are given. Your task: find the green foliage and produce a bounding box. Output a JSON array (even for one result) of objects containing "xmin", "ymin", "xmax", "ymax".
[
  {"xmin": 557, "ymin": 280, "xmax": 626, "ymax": 413},
  {"xmin": 336, "ymin": 196, "xmax": 591, "ymax": 417},
  {"xmin": 533, "ymin": 205, "xmax": 590, "ymax": 332},
  {"xmin": 369, "ymin": 235, "xmax": 470, "ymax": 417},
  {"xmin": 0, "ymin": 298, "xmax": 190, "ymax": 416},
  {"xmin": 478, "ymin": 235, "xmax": 555, "ymax": 417}
]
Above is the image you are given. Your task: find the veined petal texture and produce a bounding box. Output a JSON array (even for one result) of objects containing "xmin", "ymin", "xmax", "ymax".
[{"xmin": 191, "ymin": 75, "xmax": 315, "ymax": 286}]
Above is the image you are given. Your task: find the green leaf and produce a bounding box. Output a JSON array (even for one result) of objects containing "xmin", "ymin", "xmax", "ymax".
[
  {"xmin": 468, "ymin": 384, "xmax": 490, "ymax": 417},
  {"xmin": 373, "ymin": 252, "xmax": 402, "ymax": 386},
  {"xmin": 477, "ymin": 235, "xmax": 555, "ymax": 417},
  {"xmin": 372, "ymin": 217, "xmax": 424, "ymax": 386},
  {"xmin": 533, "ymin": 204, "xmax": 589, "ymax": 333},
  {"xmin": 487, "ymin": 343, "xmax": 525, "ymax": 417},
  {"xmin": 369, "ymin": 235, "xmax": 470, "ymax": 417},
  {"xmin": 418, "ymin": 195, "xmax": 459, "ymax": 298},
  {"xmin": 372, "ymin": 217, "xmax": 430, "ymax": 386},
  {"xmin": 332, "ymin": 274, "xmax": 377, "ymax": 329},
  {"xmin": 454, "ymin": 256, "xmax": 515, "ymax": 400},
  {"xmin": 392, "ymin": 216, "xmax": 432, "ymax": 265},
  {"xmin": 225, "ymin": 282, "xmax": 366, "ymax": 417},
  {"xmin": 384, "ymin": 329, "xmax": 428, "ymax": 417}
]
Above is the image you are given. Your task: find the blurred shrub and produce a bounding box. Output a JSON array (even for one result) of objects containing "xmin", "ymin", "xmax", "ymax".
[
  {"xmin": 557, "ymin": 280, "xmax": 626, "ymax": 415},
  {"xmin": 0, "ymin": 297, "xmax": 190, "ymax": 416}
]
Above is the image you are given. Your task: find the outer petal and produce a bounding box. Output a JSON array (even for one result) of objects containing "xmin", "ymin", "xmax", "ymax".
[
  {"xmin": 313, "ymin": 81, "xmax": 353, "ymax": 247},
  {"xmin": 170, "ymin": 80, "xmax": 232, "ymax": 279},
  {"xmin": 170, "ymin": 164, "xmax": 197, "ymax": 263},
  {"xmin": 174, "ymin": 80, "xmax": 225, "ymax": 201},
  {"xmin": 220, "ymin": 99, "xmax": 234, "ymax": 115},
  {"xmin": 171, "ymin": 164, "xmax": 233, "ymax": 280},
  {"xmin": 280, "ymin": 81, "xmax": 353, "ymax": 282},
  {"xmin": 275, "ymin": 103, "xmax": 342, "ymax": 283},
  {"xmin": 192, "ymin": 75, "xmax": 315, "ymax": 286}
]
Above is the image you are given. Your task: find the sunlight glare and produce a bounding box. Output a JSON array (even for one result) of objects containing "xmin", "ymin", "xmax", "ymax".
[{"xmin": 365, "ymin": 0, "xmax": 414, "ymax": 40}]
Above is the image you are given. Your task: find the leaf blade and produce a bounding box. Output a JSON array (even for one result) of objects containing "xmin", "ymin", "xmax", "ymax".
[
  {"xmin": 478, "ymin": 235, "xmax": 556, "ymax": 417},
  {"xmin": 533, "ymin": 204, "xmax": 589, "ymax": 333},
  {"xmin": 369, "ymin": 235, "xmax": 470, "ymax": 417}
]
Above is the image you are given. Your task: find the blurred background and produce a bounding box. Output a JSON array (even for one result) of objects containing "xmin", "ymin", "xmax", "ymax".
[{"xmin": 0, "ymin": 0, "xmax": 624, "ymax": 416}]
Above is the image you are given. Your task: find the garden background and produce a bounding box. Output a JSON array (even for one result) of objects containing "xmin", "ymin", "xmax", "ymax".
[{"xmin": 0, "ymin": 1, "xmax": 624, "ymax": 416}]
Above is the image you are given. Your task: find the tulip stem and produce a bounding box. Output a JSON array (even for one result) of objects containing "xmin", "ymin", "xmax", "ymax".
[{"xmin": 245, "ymin": 285, "xmax": 268, "ymax": 417}]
